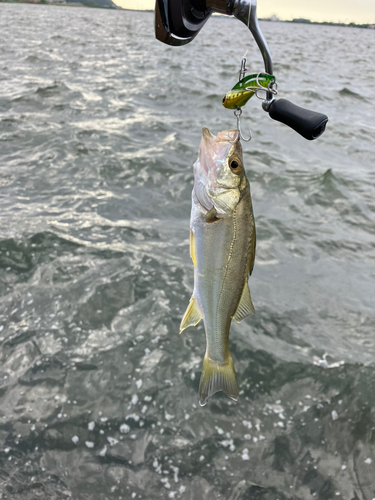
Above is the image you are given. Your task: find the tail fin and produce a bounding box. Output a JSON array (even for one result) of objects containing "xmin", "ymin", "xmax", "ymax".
[{"xmin": 198, "ymin": 352, "xmax": 239, "ymax": 406}]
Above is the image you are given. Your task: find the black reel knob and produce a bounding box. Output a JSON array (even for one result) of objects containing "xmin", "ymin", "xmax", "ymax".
[{"xmin": 268, "ymin": 99, "xmax": 328, "ymax": 140}]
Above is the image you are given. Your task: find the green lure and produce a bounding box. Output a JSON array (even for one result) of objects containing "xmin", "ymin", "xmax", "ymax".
[{"xmin": 222, "ymin": 72, "xmax": 276, "ymax": 110}]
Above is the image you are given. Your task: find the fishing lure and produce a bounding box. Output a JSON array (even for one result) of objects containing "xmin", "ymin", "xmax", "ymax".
[{"xmin": 222, "ymin": 72, "xmax": 277, "ymax": 110}]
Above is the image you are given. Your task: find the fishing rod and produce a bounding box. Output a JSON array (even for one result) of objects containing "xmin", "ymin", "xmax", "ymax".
[{"xmin": 155, "ymin": 0, "xmax": 328, "ymax": 141}]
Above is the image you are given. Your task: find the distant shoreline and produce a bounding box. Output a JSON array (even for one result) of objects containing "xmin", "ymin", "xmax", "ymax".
[
  {"xmin": 1, "ymin": 1, "xmax": 374, "ymax": 27},
  {"xmin": 0, "ymin": 0, "xmax": 119, "ymax": 8},
  {"xmin": 280, "ymin": 18, "xmax": 375, "ymax": 30}
]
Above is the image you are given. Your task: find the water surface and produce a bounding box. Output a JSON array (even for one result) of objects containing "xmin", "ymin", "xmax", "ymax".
[{"xmin": 0, "ymin": 5, "xmax": 375, "ymax": 499}]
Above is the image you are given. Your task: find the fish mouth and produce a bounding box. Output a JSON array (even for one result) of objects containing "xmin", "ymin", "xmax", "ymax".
[
  {"xmin": 202, "ymin": 127, "xmax": 239, "ymax": 145},
  {"xmin": 202, "ymin": 127, "xmax": 214, "ymax": 141}
]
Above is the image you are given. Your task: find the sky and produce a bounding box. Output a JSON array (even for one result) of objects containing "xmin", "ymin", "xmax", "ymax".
[{"xmin": 113, "ymin": 0, "xmax": 375, "ymax": 24}]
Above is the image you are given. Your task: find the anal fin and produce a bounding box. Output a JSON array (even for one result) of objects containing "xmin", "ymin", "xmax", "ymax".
[
  {"xmin": 233, "ymin": 281, "xmax": 255, "ymax": 323},
  {"xmin": 180, "ymin": 297, "xmax": 202, "ymax": 333}
]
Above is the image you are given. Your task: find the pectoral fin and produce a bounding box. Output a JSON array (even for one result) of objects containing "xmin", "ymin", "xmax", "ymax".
[
  {"xmin": 233, "ymin": 281, "xmax": 255, "ymax": 323},
  {"xmin": 205, "ymin": 206, "xmax": 219, "ymax": 223},
  {"xmin": 180, "ymin": 297, "xmax": 202, "ymax": 333}
]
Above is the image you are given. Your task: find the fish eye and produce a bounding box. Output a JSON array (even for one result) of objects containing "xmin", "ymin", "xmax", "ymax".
[
  {"xmin": 222, "ymin": 96, "xmax": 226, "ymax": 103},
  {"xmin": 229, "ymin": 157, "xmax": 242, "ymax": 173}
]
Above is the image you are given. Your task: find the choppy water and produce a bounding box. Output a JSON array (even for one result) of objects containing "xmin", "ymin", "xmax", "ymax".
[{"xmin": 0, "ymin": 4, "xmax": 375, "ymax": 499}]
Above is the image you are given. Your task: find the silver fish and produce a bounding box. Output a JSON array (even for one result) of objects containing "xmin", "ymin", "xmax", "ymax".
[{"xmin": 180, "ymin": 127, "xmax": 256, "ymax": 406}]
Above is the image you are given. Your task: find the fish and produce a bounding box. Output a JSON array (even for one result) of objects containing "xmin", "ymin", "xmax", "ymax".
[
  {"xmin": 180, "ymin": 127, "xmax": 256, "ymax": 406},
  {"xmin": 222, "ymin": 72, "xmax": 276, "ymax": 110}
]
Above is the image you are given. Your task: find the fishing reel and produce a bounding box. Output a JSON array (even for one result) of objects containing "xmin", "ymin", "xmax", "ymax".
[{"xmin": 155, "ymin": 0, "xmax": 328, "ymax": 141}]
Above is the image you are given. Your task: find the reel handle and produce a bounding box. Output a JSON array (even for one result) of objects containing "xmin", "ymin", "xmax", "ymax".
[{"xmin": 268, "ymin": 99, "xmax": 328, "ymax": 140}]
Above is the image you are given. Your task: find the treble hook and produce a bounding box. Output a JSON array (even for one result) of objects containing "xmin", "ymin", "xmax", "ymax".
[{"xmin": 234, "ymin": 108, "xmax": 252, "ymax": 142}]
